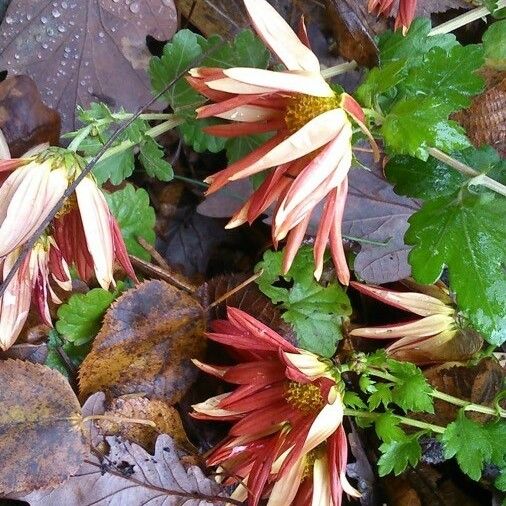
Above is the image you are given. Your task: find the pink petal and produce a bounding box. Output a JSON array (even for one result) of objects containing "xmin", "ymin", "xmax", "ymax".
[
  {"xmin": 313, "ymin": 191, "xmax": 337, "ymax": 280},
  {"xmin": 282, "ymin": 213, "xmax": 312, "ymax": 274},
  {"xmin": 244, "ymin": 0, "xmax": 320, "ymax": 72},
  {"xmin": 75, "ymin": 177, "xmax": 115, "ymax": 289},
  {"xmin": 268, "ymin": 454, "xmax": 306, "ymax": 506},
  {"xmin": 224, "ymin": 68, "xmax": 333, "ymax": 97},
  {"xmin": 207, "ymin": 77, "xmax": 278, "ymax": 95},
  {"xmin": 231, "ymin": 109, "xmax": 347, "ymax": 181},
  {"xmin": 329, "ymin": 178, "xmax": 350, "ymax": 286},
  {"xmin": 204, "ymin": 118, "xmax": 284, "ymax": 138}
]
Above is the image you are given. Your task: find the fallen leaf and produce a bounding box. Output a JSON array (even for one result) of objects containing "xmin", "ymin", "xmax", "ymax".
[
  {"xmin": 98, "ymin": 395, "xmax": 190, "ymax": 453},
  {"xmin": 79, "ymin": 280, "xmax": 206, "ymax": 403},
  {"xmin": 0, "ymin": 360, "xmax": 86, "ymax": 495},
  {"xmin": 0, "ymin": 75, "xmax": 60, "ymax": 156},
  {"xmin": 22, "ymin": 434, "xmax": 224, "ymax": 505},
  {"xmin": 0, "ymin": 342, "xmax": 48, "ymax": 364},
  {"xmin": 343, "ymin": 161, "xmax": 421, "ymax": 284},
  {"xmin": 0, "ymin": 0, "xmax": 177, "ymax": 131},
  {"xmin": 421, "ymin": 359, "xmax": 504, "ymax": 426},
  {"xmin": 196, "ymin": 179, "xmax": 253, "ymax": 219}
]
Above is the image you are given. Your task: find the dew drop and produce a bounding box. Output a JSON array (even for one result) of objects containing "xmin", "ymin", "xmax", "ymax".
[
  {"xmin": 41, "ymin": 16, "xmax": 48, "ymax": 24},
  {"xmin": 129, "ymin": 1, "xmax": 140, "ymax": 13},
  {"xmin": 98, "ymin": 31, "xmax": 105, "ymax": 38},
  {"xmin": 57, "ymin": 25, "xmax": 66, "ymax": 32},
  {"xmin": 47, "ymin": 27, "xmax": 55, "ymax": 35},
  {"xmin": 5, "ymin": 16, "xmax": 14, "ymax": 24},
  {"xmin": 61, "ymin": 1, "xmax": 68, "ymax": 8},
  {"xmin": 42, "ymin": 43, "xmax": 49, "ymax": 49},
  {"xmin": 14, "ymin": 53, "xmax": 19, "ymax": 60},
  {"xmin": 26, "ymin": 13, "xmax": 32, "ymax": 21}
]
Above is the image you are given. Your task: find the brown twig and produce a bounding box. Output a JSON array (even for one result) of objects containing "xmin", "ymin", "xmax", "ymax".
[
  {"xmin": 207, "ymin": 270, "xmax": 264, "ymax": 310},
  {"xmin": 0, "ymin": 41, "xmax": 224, "ymax": 299}
]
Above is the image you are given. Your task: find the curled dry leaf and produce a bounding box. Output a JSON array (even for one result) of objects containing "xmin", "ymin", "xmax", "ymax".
[
  {"xmin": 22, "ymin": 434, "xmax": 223, "ymax": 506},
  {"xmin": 453, "ymin": 70, "xmax": 506, "ymax": 157},
  {"xmin": 0, "ymin": 0, "xmax": 177, "ymax": 131},
  {"xmin": 97, "ymin": 395, "xmax": 190, "ymax": 453},
  {"xmin": 0, "ymin": 360, "xmax": 86, "ymax": 495},
  {"xmin": 0, "ymin": 75, "xmax": 60, "ymax": 157},
  {"xmin": 79, "ymin": 280, "xmax": 206, "ymax": 404}
]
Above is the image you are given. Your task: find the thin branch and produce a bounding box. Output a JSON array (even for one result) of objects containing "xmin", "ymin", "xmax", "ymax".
[{"xmin": 0, "ymin": 42, "xmax": 224, "ymax": 299}]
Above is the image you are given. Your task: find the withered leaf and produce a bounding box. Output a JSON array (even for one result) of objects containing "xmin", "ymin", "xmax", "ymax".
[
  {"xmin": 23, "ymin": 434, "xmax": 223, "ymax": 506},
  {"xmin": 98, "ymin": 395, "xmax": 190, "ymax": 453},
  {"xmin": 0, "ymin": 0, "xmax": 177, "ymax": 131},
  {"xmin": 0, "ymin": 75, "xmax": 60, "ymax": 156},
  {"xmin": 0, "ymin": 360, "xmax": 86, "ymax": 495},
  {"xmin": 79, "ymin": 280, "xmax": 206, "ymax": 403},
  {"xmin": 343, "ymin": 159, "xmax": 421, "ymax": 284}
]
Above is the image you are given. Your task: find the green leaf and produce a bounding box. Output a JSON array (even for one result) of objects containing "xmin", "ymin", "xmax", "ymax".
[
  {"xmin": 442, "ymin": 411, "xmax": 494, "ymax": 481},
  {"xmin": 343, "ymin": 391, "xmax": 367, "ymax": 409},
  {"xmin": 56, "ymin": 288, "xmax": 117, "ymax": 346},
  {"xmin": 368, "ymin": 383, "xmax": 393, "ymax": 410},
  {"xmin": 255, "ymin": 246, "xmax": 352, "ymax": 357},
  {"xmin": 105, "ymin": 184, "xmax": 156, "ymax": 261},
  {"xmin": 387, "ymin": 359, "xmax": 434, "ymax": 413},
  {"xmin": 375, "ymin": 413, "xmax": 406, "ymax": 443},
  {"xmin": 92, "ymin": 147, "xmax": 135, "ymax": 185},
  {"xmin": 45, "ymin": 330, "xmax": 70, "ymax": 379},
  {"xmin": 496, "ymin": 469, "xmax": 506, "ymax": 492},
  {"xmin": 483, "ymin": 20, "xmax": 506, "ymax": 69},
  {"xmin": 487, "ymin": 421, "xmax": 506, "ymax": 467},
  {"xmin": 401, "ymin": 45, "xmax": 484, "ymax": 111},
  {"xmin": 378, "ymin": 434, "xmax": 422, "ymax": 476},
  {"xmin": 179, "ymin": 119, "xmax": 227, "ymax": 153},
  {"xmin": 359, "ymin": 374, "xmax": 376, "ymax": 394},
  {"xmin": 406, "ymin": 190, "xmax": 506, "ymax": 345},
  {"xmin": 378, "ymin": 18, "xmax": 458, "ymax": 68},
  {"xmin": 381, "ymin": 97, "xmax": 462, "ymax": 159},
  {"xmin": 386, "ymin": 146, "xmax": 505, "ymax": 199},
  {"xmin": 355, "ymin": 59, "xmax": 408, "ymax": 108},
  {"xmin": 139, "ymin": 137, "xmax": 174, "ymax": 181}
]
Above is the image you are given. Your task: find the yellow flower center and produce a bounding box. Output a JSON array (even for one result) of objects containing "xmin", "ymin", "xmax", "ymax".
[
  {"xmin": 284, "ymin": 93, "xmax": 340, "ymax": 134},
  {"xmin": 285, "ymin": 381, "xmax": 325, "ymax": 413},
  {"xmin": 55, "ymin": 194, "xmax": 77, "ymax": 219},
  {"xmin": 302, "ymin": 445, "xmax": 325, "ymax": 480}
]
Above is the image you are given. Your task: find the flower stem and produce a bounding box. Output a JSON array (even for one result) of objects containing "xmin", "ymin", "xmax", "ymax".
[
  {"xmin": 367, "ymin": 368, "xmax": 506, "ymax": 418},
  {"xmin": 429, "ymin": 1, "xmax": 505, "ymax": 35},
  {"xmin": 344, "ymin": 408, "xmax": 446, "ymax": 434},
  {"xmin": 321, "ymin": 61, "xmax": 358, "ymax": 79},
  {"xmin": 427, "ymin": 147, "xmax": 506, "ymax": 198}
]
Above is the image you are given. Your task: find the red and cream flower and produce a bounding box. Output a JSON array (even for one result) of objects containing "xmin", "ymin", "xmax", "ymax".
[
  {"xmin": 192, "ymin": 307, "xmax": 360, "ymax": 505},
  {"xmin": 187, "ymin": 0, "xmax": 378, "ymax": 284},
  {"xmin": 0, "ymin": 235, "xmax": 71, "ymax": 350},
  {"xmin": 349, "ymin": 281, "xmax": 482, "ymax": 364},
  {"xmin": 368, "ymin": 0, "xmax": 417, "ymax": 34},
  {"xmin": 0, "ymin": 147, "xmax": 136, "ymax": 289}
]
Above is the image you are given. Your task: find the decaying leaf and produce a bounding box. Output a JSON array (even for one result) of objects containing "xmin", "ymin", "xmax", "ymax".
[
  {"xmin": 453, "ymin": 70, "xmax": 506, "ymax": 157},
  {"xmin": 0, "ymin": 360, "xmax": 86, "ymax": 495},
  {"xmin": 22, "ymin": 434, "xmax": 224, "ymax": 506},
  {"xmin": 421, "ymin": 359, "xmax": 505, "ymax": 426},
  {"xmin": 343, "ymin": 161, "xmax": 421, "ymax": 284},
  {"xmin": 0, "ymin": 75, "xmax": 60, "ymax": 156},
  {"xmin": 97, "ymin": 395, "xmax": 190, "ymax": 453},
  {"xmin": 0, "ymin": 0, "xmax": 177, "ymax": 130},
  {"xmin": 79, "ymin": 280, "xmax": 206, "ymax": 403}
]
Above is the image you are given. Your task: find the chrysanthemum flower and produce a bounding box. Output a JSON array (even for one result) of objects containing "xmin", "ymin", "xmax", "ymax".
[
  {"xmin": 349, "ymin": 281, "xmax": 483, "ymax": 364},
  {"xmin": 368, "ymin": 0, "xmax": 417, "ymax": 34},
  {"xmin": 187, "ymin": 0, "xmax": 378, "ymax": 284},
  {"xmin": 192, "ymin": 307, "xmax": 360, "ymax": 505},
  {"xmin": 0, "ymin": 235, "xmax": 71, "ymax": 350},
  {"xmin": 0, "ymin": 147, "xmax": 135, "ymax": 289}
]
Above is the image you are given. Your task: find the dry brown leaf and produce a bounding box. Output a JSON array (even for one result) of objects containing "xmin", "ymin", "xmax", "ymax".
[
  {"xmin": 0, "ymin": 0, "xmax": 177, "ymax": 131},
  {"xmin": 0, "ymin": 75, "xmax": 60, "ymax": 157},
  {"xmin": 98, "ymin": 395, "xmax": 190, "ymax": 453},
  {"xmin": 21, "ymin": 434, "xmax": 224, "ymax": 506},
  {"xmin": 0, "ymin": 359, "xmax": 86, "ymax": 495},
  {"xmin": 453, "ymin": 70, "xmax": 506, "ymax": 157},
  {"xmin": 421, "ymin": 358, "xmax": 505, "ymax": 426},
  {"xmin": 79, "ymin": 280, "xmax": 206, "ymax": 403}
]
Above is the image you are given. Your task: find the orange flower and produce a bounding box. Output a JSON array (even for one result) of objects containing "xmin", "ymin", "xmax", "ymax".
[
  {"xmin": 188, "ymin": 0, "xmax": 377, "ymax": 284},
  {"xmin": 349, "ymin": 281, "xmax": 482, "ymax": 364},
  {"xmin": 192, "ymin": 307, "xmax": 360, "ymax": 505},
  {"xmin": 368, "ymin": 0, "xmax": 417, "ymax": 34},
  {"xmin": 0, "ymin": 148, "xmax": 135, "ymax": 289},
  {"xmin": 0, "ymin": 235, "xmax": 71, "ymax": 350}
]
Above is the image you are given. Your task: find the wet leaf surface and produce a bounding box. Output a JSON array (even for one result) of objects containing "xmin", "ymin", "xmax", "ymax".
[
  {"xmin": 79, "ymin": 280, "xmax": 206, "ymax": 403},
  {"xmin": 0, "ymin": 0, "xmax": 177, "ymax": 131},
  {"xmin": 0, "ymin": 75, "xmax": 60, "ymax": 156},
  {"xmin": 0, "ymin": 360, "xmax": 86, "ymax": 495},
  {"xmin": 22, "ymin": 434, "xmax": 223, "ymax": 505}
]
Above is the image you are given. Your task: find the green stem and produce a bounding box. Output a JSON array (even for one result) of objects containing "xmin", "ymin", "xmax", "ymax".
[
  {"xmin": 344, "ymin": 408, "xmax": 446, "ymax": 434},
  {"xmin": 427, "ymin": 148, "xmax": 506, "ymax": 198},
  {"xmin": 321, "ymin": 61, "xmax": 357, "ymax": 79},
  {"xmin": 428, "ymin": 1, "xmax": 505, "ymax": 36},
  {"xmin": 368, "ymin": 368, "xmax": 506, "ymax": 418},
  {"xmin": 91, "ymin": 117, "xmax": 184, "ymax": 164}
]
